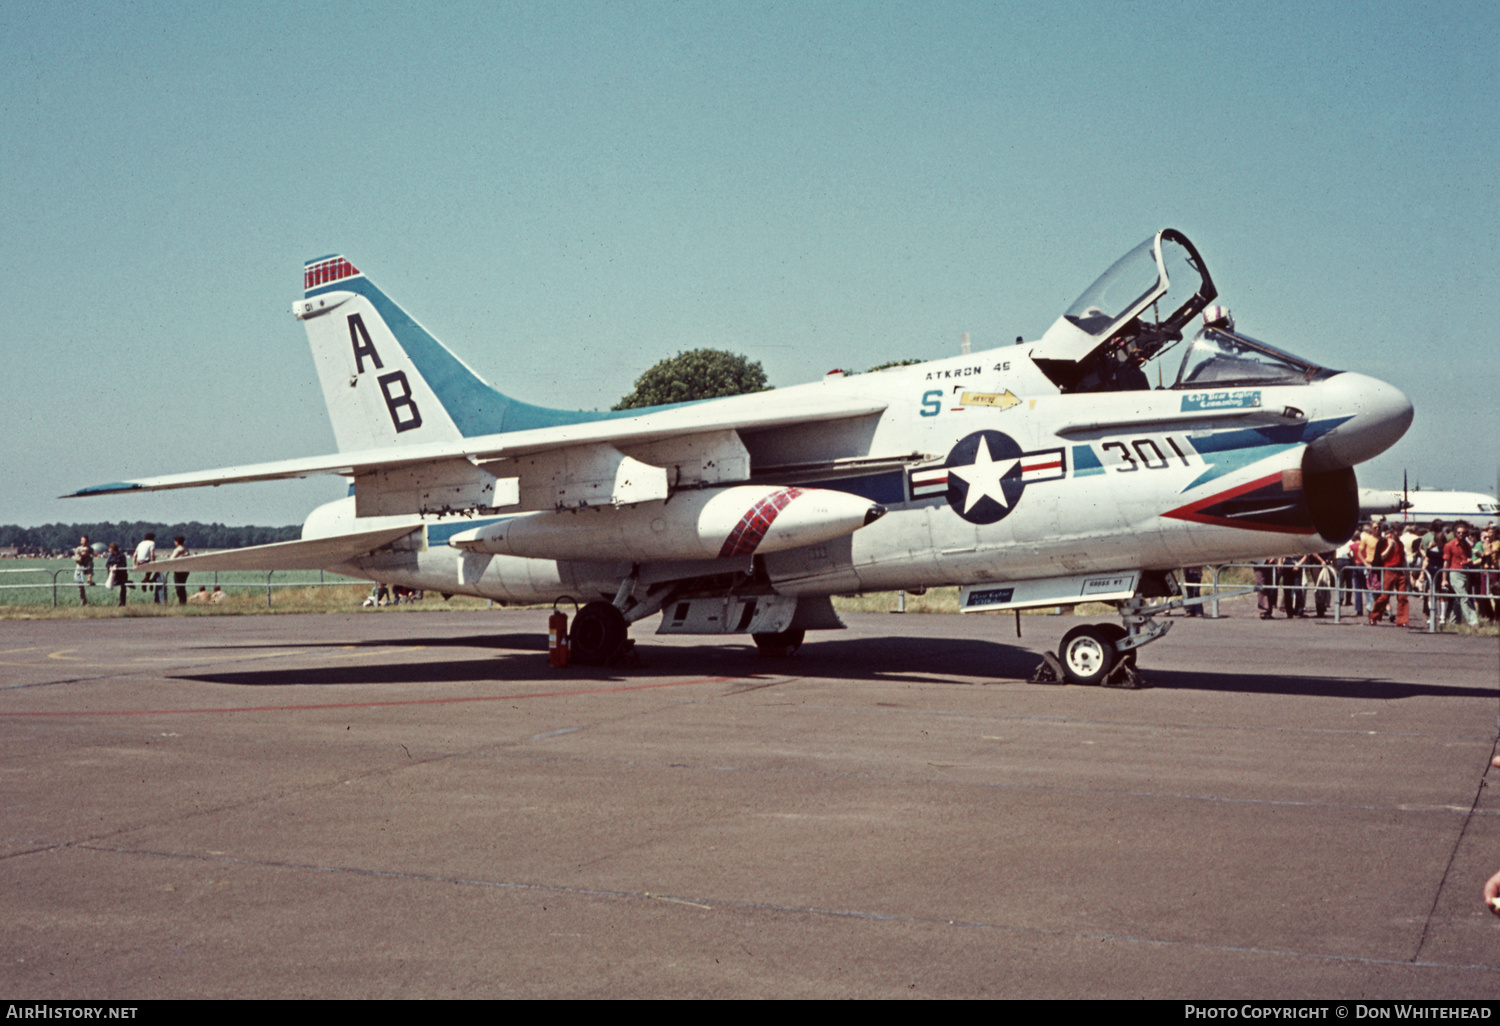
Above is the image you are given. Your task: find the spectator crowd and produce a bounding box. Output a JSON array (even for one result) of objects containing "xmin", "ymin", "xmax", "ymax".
[
  {"xmin": 72, "ymin": 532, "xmax": 198, "ymax": 607},
  {"xmin": 1233, "ymin": 519, "xmax": 1499, "ymax": 628}
]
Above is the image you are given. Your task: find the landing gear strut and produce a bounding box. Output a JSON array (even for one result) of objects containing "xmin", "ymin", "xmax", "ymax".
[{"xmin": 1031, "ymin": 596, "xmax": 1174, "ymax": 688}]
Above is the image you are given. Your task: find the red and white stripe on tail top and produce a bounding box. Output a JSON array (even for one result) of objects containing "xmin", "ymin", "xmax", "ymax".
[{"xmin": 304, "ymin": 256, "xmax": 360, "ymax": 293}]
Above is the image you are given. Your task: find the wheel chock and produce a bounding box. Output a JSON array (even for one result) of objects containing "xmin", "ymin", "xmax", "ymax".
[{"xmin": 1029, "ymin": 651, "xmax": 1066, "ymax": 684}]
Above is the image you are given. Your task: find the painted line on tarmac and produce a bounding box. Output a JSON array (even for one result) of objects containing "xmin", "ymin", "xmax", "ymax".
[
  {"xmin": 459, "ymin": 745, "xmax": 1500, "ymax": 818},
  {"xmin": 1, "ymin": 645, "xmax": 432, "ymax": 690},
  {"xmin": 35, "ymin": 645, "xmax": 426, "ymax": 666},
  {"xmin": 789, "ymin": 701, "xmax": 1500, "ymax": 742},
  {"xmin": 76, "ymin": 842, "xmax": 1500, "ymax": 977},
  {"xmin": 0, "ymin": 676, "xmax": 740, "ymax": 718}
]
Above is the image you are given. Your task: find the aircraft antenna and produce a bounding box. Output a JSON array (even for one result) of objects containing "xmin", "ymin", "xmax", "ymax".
[{"xmin": 961, "ymin": 332, "xmax": 971, "ymax": 355}]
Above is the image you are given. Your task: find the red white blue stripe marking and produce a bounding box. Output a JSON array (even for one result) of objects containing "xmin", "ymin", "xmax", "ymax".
[{"xmin": 718, "ymin": 488, "xmax": 803, "ymax": 558}]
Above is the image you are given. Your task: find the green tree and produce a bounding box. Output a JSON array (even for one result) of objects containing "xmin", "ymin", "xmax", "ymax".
[
  {"xmin": 613, "ymin": 349, "xmax": 769, "ymax": 410},
  {"xmin": 0, "ymin": 521, "xmax": 302, "ymax": 554}
]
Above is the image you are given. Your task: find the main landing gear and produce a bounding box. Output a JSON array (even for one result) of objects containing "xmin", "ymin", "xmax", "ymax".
[
  {"xmin": 569, "ymin": 601, "xmax": 630, "ymax": 666},
  {"xmin": 560, "ymin": 564, "xmax": 823, "ymax": 667},
  {"xmin": 1032, "ymin": 596, "xmax": 1177, "ymax": 688},
  {"xmin": 568, "ymin": 607, "xmax": 808, "ymax": 664},
  {"xmin": 751, "ymin": 628, "xmax": 804, "ymax": 657}
]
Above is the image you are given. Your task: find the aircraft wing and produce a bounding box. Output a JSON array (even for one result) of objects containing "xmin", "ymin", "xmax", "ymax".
[
  {"xmin": 139, "ymin": 526, "xmax": 419, "ymax": 574},
  {"xmin": 63, "ymin": 396, "xmax": 888, "ymax": 498}
]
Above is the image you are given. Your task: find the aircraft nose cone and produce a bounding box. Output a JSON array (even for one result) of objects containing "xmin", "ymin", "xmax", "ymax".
[{"xmin": 1305, "ymin": 372, "xmax": 1414, "ymax": 471}]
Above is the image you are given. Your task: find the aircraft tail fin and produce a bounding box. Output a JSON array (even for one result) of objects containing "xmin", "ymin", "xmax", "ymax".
[
  {"xmin": 296, "ymin": 255, "xmax": 471, "ymax": 452},
  {"xmin": 296, "ymin": 255, "xmax": 611, "ymax": 453}
]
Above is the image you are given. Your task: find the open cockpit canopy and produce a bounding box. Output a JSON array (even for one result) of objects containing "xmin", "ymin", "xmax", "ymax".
[{"xmin": 1032, "ymin": 229, "xmax": 1217, "ymax": 390}]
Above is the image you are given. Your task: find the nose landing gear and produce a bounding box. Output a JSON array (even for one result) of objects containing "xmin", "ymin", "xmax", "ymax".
[
  {"xmin": 1055, "ymin": 624, "xmax": 1124, "ymax": 686},
  {"xmin": 1031, "ymin": 596, "xmax": 1178, "ymax": 688}
]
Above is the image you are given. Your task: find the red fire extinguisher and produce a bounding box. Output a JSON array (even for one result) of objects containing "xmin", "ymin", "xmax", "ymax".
[{"xmin": 548, "ymin": 599, "xmax": 573, "ymax": 669}]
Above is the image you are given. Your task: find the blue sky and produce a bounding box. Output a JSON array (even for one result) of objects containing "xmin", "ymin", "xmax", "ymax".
[{"xmin": 3, "ymin": 0, "xmax": 1495, "ymax": 526}]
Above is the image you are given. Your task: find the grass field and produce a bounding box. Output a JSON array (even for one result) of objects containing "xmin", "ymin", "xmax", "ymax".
[{"xmin": 0, "ymin": 558, "xmax": 494, "ymax": 618}]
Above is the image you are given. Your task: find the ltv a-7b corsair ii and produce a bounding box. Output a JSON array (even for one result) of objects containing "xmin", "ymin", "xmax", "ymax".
[{"xmin": 71, "ymin": 230, "xmax": 1413, "ymax": 684}]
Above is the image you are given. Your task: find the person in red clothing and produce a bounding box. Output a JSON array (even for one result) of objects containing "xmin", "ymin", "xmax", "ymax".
[
  {"xmin": 1445, "ymin": 522, "xmax": 1479, "ymax": 626},
  {"xmin": 1367, "ymin": 522, "xmax": 1408, "ymax": 627}
]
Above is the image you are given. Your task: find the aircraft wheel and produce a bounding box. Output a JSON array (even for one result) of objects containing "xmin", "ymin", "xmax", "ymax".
[
  {"xmin": 571, "ymin": 601, "xmax": 628, "ymax": 665},
  {"xmin": 752, "ymin": 628, "xmax": 805, "ymax": 657},
  {"xmin": 1097, "ymin": 623, "xmax": 1136, "ymax": 667},
  {"xmin": 1058, "ymin": 625, "xmax": 1116, "ymax": 686}
]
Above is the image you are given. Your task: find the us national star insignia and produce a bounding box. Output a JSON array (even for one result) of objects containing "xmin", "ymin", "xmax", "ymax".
[
  {"xmin": 948, "ymin": 443, "xmax": 1020, "ymax": 515},
  {"xmin": 918, "ymin": 430, "xmax": 1066, "ymax": 526}
]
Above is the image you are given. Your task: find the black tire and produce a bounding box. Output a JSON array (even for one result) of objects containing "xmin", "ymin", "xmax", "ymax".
[
  {"xmin": 752, "ymin": 628, "xmax": 805, "ymax": 657},
  {"xmin": 570, "ymin": 601, "xmax": 628, "ymax": 665},
  {"xmin": 1058, "ymin": 625, "xmax": 1116, "ymax": 686},
  {"xmin": 1097, "ymin": 623, "xmax": 1136, "ymax": 667}
]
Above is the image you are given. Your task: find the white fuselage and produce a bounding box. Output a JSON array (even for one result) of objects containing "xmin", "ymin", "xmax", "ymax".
[
  {"xmin": 1358, "ymin": 488, "xmax": 1498, "ymax": 529},
  {"xmin": 316, "ymin": 345, "xmax": 1403, "ymax": 607}
]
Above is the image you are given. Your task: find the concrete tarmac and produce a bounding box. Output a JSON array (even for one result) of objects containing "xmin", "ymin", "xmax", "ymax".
[{"xmin": 1, "ymin": 603, "xmax": 1498, "ymax": 998}]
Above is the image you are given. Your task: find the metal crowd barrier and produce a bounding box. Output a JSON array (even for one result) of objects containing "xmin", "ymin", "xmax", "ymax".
[
  {"xmin": 1196, "ymin": 563, "xmax": 1494, "ymax": 633},
  {"xmin": 0, "ymin": 568, "xmax": 357, "ymax": 608}
]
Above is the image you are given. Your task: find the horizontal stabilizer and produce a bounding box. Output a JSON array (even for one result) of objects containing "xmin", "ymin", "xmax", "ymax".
[{"xmin": 143, "ymin": 525, "xmax": 418, "ymax": 574}]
